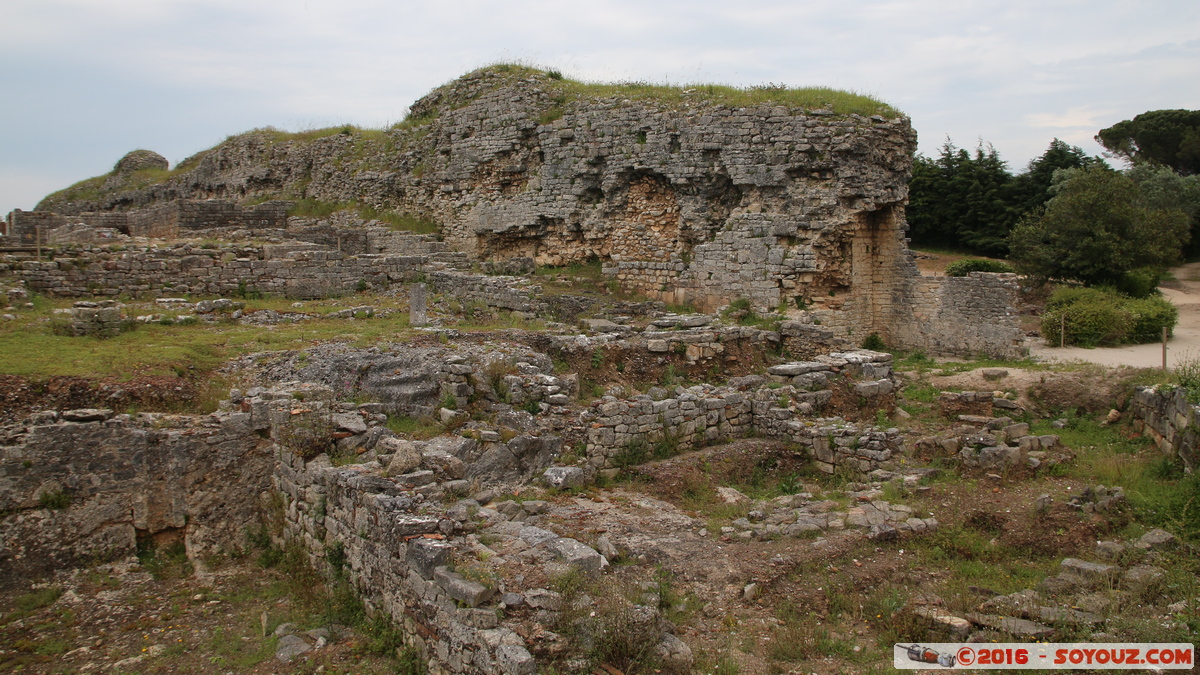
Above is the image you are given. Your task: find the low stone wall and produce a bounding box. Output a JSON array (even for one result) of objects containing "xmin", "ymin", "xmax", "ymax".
[
  {"xmin": 428, "ymin": 270, "xmax": 548, "ymax": 315},
  {"xmin": 584, "ymin": 350, "xmax": 899, "ymax": 472},
  {"xmin": 1129, "ymin": 385, "xmax": 1200, "ymax": 471},
  {"xmin": 0, "ymin": 408, "xmax": 271, "ymax": 579},
  {"xmin": 275, "ymin": 452, "xmax": 540, "ymax": 674},
  {"xmin": 3, "ymin": 246, "xmax": 430, "ymax": 298}
]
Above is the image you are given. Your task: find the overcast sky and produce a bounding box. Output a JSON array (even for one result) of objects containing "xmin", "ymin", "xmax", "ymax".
[{"xmin": 2, "ymin": 0, "xmax": 1197, "ymax": 215}]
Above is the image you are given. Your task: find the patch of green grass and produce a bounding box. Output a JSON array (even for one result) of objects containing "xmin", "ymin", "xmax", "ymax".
[
  {"xmin": 12, "ymin": 586, "xmax": 63, "ymax": 616},
  {"xmin": 386, "ymin": 415, "xmax": 443, "ymax": 440},
  {"xmin": 0, "ymin": 292, "xmax": 413, "ymax": 381}
]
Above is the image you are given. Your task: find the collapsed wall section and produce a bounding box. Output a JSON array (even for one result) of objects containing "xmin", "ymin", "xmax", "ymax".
[{"xmin": 0, "ymin": 409, "xmax": 271, "ymax": 579}]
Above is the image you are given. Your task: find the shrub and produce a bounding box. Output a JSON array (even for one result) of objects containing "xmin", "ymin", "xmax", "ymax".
[
  {"xmin": 1114, "ymin": 267, "xmax": 1163, "ymax": 298},
  {"xmin": 1040, "ymin": 299, "xmax": 1132, "ymax": 347},
  {"xmin": 1040, "ymin": 285, "xmax": 1177, "ymax": 347},
  {"xmin": 944, "ymin": 258, "xmax": 1015, "ymax": 276},
  {"xmin": 1127, "ymin": 296, "xmax": 1178, "ymax": 340},
  {"xmin": 860, "ymin": 332, "xmax": 886, "ymax": 350},
  {"xmin": 38, "ymin": 490, "xmax": 72, "ymax": 509}
]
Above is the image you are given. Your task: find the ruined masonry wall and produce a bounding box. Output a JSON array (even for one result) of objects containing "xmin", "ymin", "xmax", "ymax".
[
  {"xmin": 1130, "ymin": 385, "xmax": 1200, "ymax": 472},
  {"xmin": 0, "ymin": 411, "xmax": 271, "ymax": 578},
  {"xmin": 2, "ymin": 247, "xmax": 429, "ymax": 299},
  {"xmin": 275, "ymin": 451, "xmax": 535, "ymax": 675},
  {"xmin": 891, "ymin": 273, "xmax": 1025, "ymax": 359},
  {"xmin": 584, "ymin": 351, "xmax": 901, "ymax": 472}
]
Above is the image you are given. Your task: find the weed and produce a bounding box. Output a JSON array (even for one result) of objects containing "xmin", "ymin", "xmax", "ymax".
[
  {"xmin": 38, "ymin": 490, "xmax": 72, "ymax": 509},
  {"xmin": 614, "ymin": 438, "xmax": 650, "ymax": 468},
  {"xmin": 13, "ymin": 586, "xmax": 63, "ymax": 614}
]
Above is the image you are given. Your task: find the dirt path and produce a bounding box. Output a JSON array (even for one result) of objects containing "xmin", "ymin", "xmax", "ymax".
[{"xmin": 1030, "ymin": 262, "xmax": 1200, "ymax": 369}]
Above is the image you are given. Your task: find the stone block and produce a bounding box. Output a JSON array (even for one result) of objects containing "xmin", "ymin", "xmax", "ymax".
[
  {"xmin": 433, "ymin": 566, "xmax": 493, "ymax": 608},
  {"xmin": 547, "ymin": 537, "xmax": 607, "ymax": 573},
  {"xmin": 407, "ymin": 538, "xmax": 453, "ymax": 579},
  {"xmin": 543, "ymin": 466, "xmax": 586, "ymax": 489}
]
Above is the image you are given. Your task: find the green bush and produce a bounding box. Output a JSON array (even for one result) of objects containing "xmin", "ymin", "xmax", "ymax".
[
  {"xmin": 860, "ymin": 332, "xmax": 886, "ymax": 350},
  {"xmin": 1045, "ymin": 286, "xmax": 1112, "ymax": 311},
  {"xmin": 1040, "ymin": 286, "xmax": 1177, "ymax": 347},
  {"xmin": 944, "ymin": 258, "xmax": 1015, "ymax": 276},
  {"xmin": 1040, "ymin": 299, "xmax": 1132, "ymax": 347},
  {"xmin": 1127, "ymin": 296, "xmax": 1178, "ymax": 340},
  {"xmin": 1114, "ymin": 267, "xmax": 1163, "ymax": 298}
]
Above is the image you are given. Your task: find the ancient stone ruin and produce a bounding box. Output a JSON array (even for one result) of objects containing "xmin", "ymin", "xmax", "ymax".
[
  {"xmin": 14, "ymin": 67, "xmax": 1186, "ymax": 675},
  {"xmin": 14, "ymin": 65, "xmax": 1024, "ymax": 358}
]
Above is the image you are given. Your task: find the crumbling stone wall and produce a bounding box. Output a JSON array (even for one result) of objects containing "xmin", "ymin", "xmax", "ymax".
[
  {"xmin": 1130, "ymin": 385, "xmax": 1200, "ymax": 472},
  {"xmin": 9, "ymin": 200, "xmax": 290, "ymax": 243},
  {"xmin": 3, "ymin": 246, "xmax": 431, "ymax": 298},
  {"xmin": 0, "ymin": 409, "xmax": 271, "ymax": 579},
  {"xmin": 583, "ymin": 349, "xmax": 900, "ymax": 472},
  {"xmin": 27, "ymin": 68, "xmax": 1023, "ymax": 358}
]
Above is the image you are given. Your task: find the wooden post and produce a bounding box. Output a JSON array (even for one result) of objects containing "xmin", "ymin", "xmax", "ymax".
[
  {"xmin": 1060, "ymin": 313, "xmax": 1066, "ymax": 348},
  {"xmin": 1163, "ymin": 326, "xmax": 1169, "ymax": 371}
]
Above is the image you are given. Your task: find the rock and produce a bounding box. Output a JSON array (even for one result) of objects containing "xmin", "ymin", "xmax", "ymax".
[
  {"xmin": 965, "ymin": 613, "xmax": 1053, "ymax": 637},
  {"xmin": 1121, "ymin": 566, "xmax": 1165, "ymax": 595},
  {"xmin": 716, "ymin": 487, "xmax": 749, "ymax": 504},
  {"xmin": 910, "ymin": 606, "xmax": 971, "ymax": 637},
  {"xmin": 869, "ymin": 523, "xmax": 899, "ymax": 541},
  {"xmin": 655, "ymin": 633, "xmax": 694, "ymax": 671},
  {"xmin": 1106, "ymin": 409, "xmax": 1121, "ymax": 424},
  {"xmin": 1095, "ymin": 541, "xmax": 1127, "ymax": 561},
  {"xmin": 381, "ymin": 437, "xmax": 423, "ymax": 475},
  {"xmin": 743, "ymin": 583, "xmax": 760, "ymax": 601},
  {"xmin": 1060, "ymin": 558, "xmax": 1117, "ymax": 586},
  {"xmin": 547, "ymin": 538, "xmax": 607, "ymax": 574},
  {"xmin": 767, "ymin": 362, "xmax": 828, "ymax": 376},
  {"xmin": 495, "ymin": 643, "xmax": 536, "ymax": 675},
  {"xmin": 1036, "ymin": 494, "xmax": 1053, "ymax": 510},
  {"xmin": 523, "ymin": 588, "xmax": 563, "ymax": 611},
  {"xmin": 981, "ymin": 368, "xmax": 1008, "ymax": 381},
  {"xmin": 61, "ymin": 408, "xmax": 113, "ymax": 422},
  {"xmin": 543, "ymin": 466, "xmax": 586, "ymax": 489},
  {"xmin": 274, "ymin": 622, "xmax": 297, "ymax": 636},
  {"xmin": 1136, "ymin": 528, "xmax": 1176, "ymax": 550},
  {"xmin": 407, "ymin": 538, "xmax": 453, "ymax": 579},
  {"xmin": 500, "ymin": 592, "xmax": 525, "ymax": 608},
  {"xmin": 596, "ymin": 534, "xmax": 621, "ymax": 561},
  {"xmin": 421, "ymin": 450, "xmax": 465, "ymax": 480},
  {"xmin": 518, "ymin": 526, "xmax": 559, "ymax": 547},
  {"xmin": 331, "ymin": 412, "xmax": 368, "ymax": 434},
  {"xmin": 275, "ymin": 634, "xmax": 312, "ymax": 662},
  {"xmin": 433, "ymin": 566, "xmax": 493, "ymax": 608},
  {"xmin": 1037, "ymin": 573, "xmax": 1080, "ymax": 596}
]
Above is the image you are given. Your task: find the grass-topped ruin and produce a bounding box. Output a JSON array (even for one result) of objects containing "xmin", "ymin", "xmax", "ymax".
[{"xmin": 1, "ymin": 66, "xmax": 1198, "ymax": 674}]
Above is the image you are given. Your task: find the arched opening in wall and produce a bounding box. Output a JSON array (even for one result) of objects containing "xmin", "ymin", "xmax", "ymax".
[{"xmin": 850, "ymin": 204, "xmax": 900, "ymax": 343}]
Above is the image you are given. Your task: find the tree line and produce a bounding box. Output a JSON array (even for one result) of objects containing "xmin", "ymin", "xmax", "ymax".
[{"xmin": 908, "ymin": 109, "xmax": 1200, "ymax": 295}]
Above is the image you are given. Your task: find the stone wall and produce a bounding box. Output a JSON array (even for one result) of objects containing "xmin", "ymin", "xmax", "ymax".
[
  {"xmin": 0, "ymin": 408, "xmax": 271, "ymax": 579},
  {"xmin": 8, "ymin": 200, "xmax": 290, "ymax": 244},
  {"xmin": 27, "ymin": 68, "xmax": 1022, "ymax": 357},
  {"xmin": 583, "ymin": 349, "xmax": 899, "ymax": 472},
  {"xmin": 890, "ymin": 272, "xmax": 1025, "ymax": 359},
  {"xmin": 2, "ymin": 245, "xmax": 431, "ymax": 298},
  {"xmin": 1129, "ymin": 385, "xmax": 1200, "ymax": 472}
]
